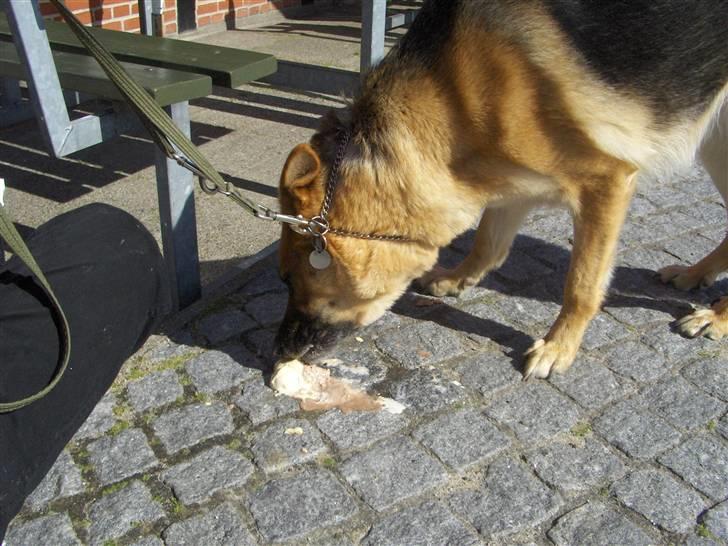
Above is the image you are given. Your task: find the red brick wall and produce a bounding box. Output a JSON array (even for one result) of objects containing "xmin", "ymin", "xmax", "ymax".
[{"xmin": 39, "ymin": 0, "xmax": 311, "ymax": 36}]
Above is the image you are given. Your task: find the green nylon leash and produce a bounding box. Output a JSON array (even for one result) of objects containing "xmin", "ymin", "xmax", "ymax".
[{"xmin": 0, "ymin": 203, "xmax": 72, "ymax": 413}]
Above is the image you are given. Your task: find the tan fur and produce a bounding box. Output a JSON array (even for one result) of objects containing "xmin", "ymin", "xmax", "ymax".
[{"xmin": 278, "ymin": 1, "xmax": 728, "ymax": 375}]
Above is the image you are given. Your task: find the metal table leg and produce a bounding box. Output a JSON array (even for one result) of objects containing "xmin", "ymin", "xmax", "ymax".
[{"xmin": 155, "ymin": 101, "xmax": 201, "ymax": 309}]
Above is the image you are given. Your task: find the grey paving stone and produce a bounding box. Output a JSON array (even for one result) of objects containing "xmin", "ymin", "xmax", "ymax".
[
  {"xmin": 618, "ymin": 246, "xmax": 673, "ymax": 270},
  {"xmin": 548, "ymin": 501, "xmax": 654, "ymax": 546},
  {"xmin": 73, "ymin": 392, "xmax": 116, "ymax": 441},
  {"xmin": 719, "ymin": 414, "xmax": 728, "ymax": 441},
  {"xmin": 88, "ymin": 428, "xmax": 158, "ymax": 486},
  {"xmin": 683, "ymin": 535, "xmax": 723, "ymax": 546},
  {"xmin": 185, "ymin": 346, "xmax": 260, "ymax": 394},
  {"xmin": 246, "ymin": 328, "xmax": 276, "ymax": 359},
  {"xmin": 25, "ymin": 451, "xmax": 85, "ymax": 511},
  {"xmin": 603, "ymin": 301, "xmax": 673, "ymax": 330},
  {"xmin": 628, "ymin": 194, "xmax": 658, "ymax": 216},
  {"xmin": 641, "ymin": 324, "xmax": 710, "ymax": 362},
  {"xmin": 316, "ymin": 409, "xmax": 409, "ymax": 452},
  {"xmin": 248, "ymin": 469, "xmax": 358, "ymax": 543},
  {"xmin": 594, "ymin": 401, "xmax": 681, "ymax": 459},
  {"xmin": 526, "ymin": 438, "xmax": 625, "ymax": 494},
  {"xmin": 241, "ymin": 267, "xmax": 286, "ymax": 296},
  {"xmin": 362, "ymin": 501, "xmax": 479, "ymax": 546},
  {"xmin": 413, "ymin": 409, "xmax": 511, "ymax": 470},
  {"xmin": 456, "ymin": 350, "xmax": 522, "ymax": 397},
  {"xmin": 492, "ymin": 293, "xmax": 560, "ymax": 329},
  {"xmin": 152, "ymin": 402, "xmax": 234, "ymax": 455},
  {"xmin": 682, "ymin": 357, "xmax": 728, "ymax": 402},
  {"xmin": 611, "ymin": 469, "xmax": 706, "ymax": 534},
  {"xmin": 129, "ymin": 537, "xmax": 164, "ymax": 546},
  {"xmin": 703, "ymin": 500, "xmax": 728, "ymax": 542},
  {"xmin": 87, "ymin": 481, "xmax": 165, "ymax": 546},
  {"xmin": 161, "ymin": 446, "xmax": 254, "ymax": 505},
  {"xmin": 127, "ymin": 369, "xmax": 183, "ymax": 413},
  {"xmin": 142, "ymin": 337, "xmax": 195, "ymax": 363},
  {"xmin": 484, "ymin": 383, "xmax": 581, "ymax": 443},
  {"xmin": 662, "ymin": 235, "xmax": 718, "ymax": 265},
  {"xmin": 519, "ymin": 211, "xmax": 573, "ymax": 246},
  {"xmin": 4, "ymin": 513, "xmax": 80, "ymax": 546},
  {"xmin": 450, "ymin": 457, "xmax": 562, "ymax": 539},
  {"xmin": 162, "ymin": 503, "xmax": 256, "ymax": 546},
  {"xmin": 340, "ymin": 436, "xmax": 448, "ymax": 511},
  {"xmin": 658, "ymin": 436, "xmax": 728, "ymax": 501},
  {"xmin": 315, "ymin": 342, "xmax": 389, "ymax": 389},
  {"xmin": 375, "ymin": 321, "xmax": 467, "ymax": 368},
  {"xmin": 245, "ymin": 292, "xmax": 287, "ymax": 327},
  {"xmin": 387, "ymin": 368, "xmax": 468, "ymax": 414},
  {"xmin": 197, "ymin": 308, "xmax": 256, "ymax": 345},
  {"xmin": 235, "ymin": 379, "xmax": 298, "ymax": 425},
  {"xmin": 251, "ymin": 418, "xmax": 327, "ymax": 473},
  {"xmin": 639, "ymin": 377, "xmax": 725, "ymax": 431},
  {"xmin": 602, "ymin": 340, "xmax": 669, "ymax": 383},
  {"xmin": 494, "ymin": 250, "xmax": 554, "ymax": 284},
  {"xmin": 549, "ymin": 357, "xmax": 633, "ymax": 410},
  {"xmin": 581, "ymin": 313, "xmax": 632, "ymax": 351}
]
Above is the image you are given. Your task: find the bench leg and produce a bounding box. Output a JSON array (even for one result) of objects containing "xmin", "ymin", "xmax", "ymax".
[
  {"xmin": 361, "ymin": 0, "xmax": 387, "ymax": 74},
  {"xmin": 154, "ymin": 101, "xmax": 201, "ymax": 310}
]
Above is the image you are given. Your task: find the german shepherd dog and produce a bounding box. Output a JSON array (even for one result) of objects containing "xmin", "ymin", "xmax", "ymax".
[{"xmin": 274, "ymin": 0, "xmax": 728, "ymax": 378}]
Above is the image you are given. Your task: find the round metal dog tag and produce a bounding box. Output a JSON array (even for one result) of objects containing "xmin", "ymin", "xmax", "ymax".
[{"xmin": 309, "ymin": 249, "xmax": 332, "ymax": 270}]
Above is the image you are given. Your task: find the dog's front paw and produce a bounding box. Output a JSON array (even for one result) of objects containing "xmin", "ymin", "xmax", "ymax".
[
  {"xmin": 417, "ymin": 266, "xmax": 468, "ymax": 297},
  {"xmin": 676, "ymin": 307, "xmax": 728, "ymax": 340},
  {"xmin": 658, "ymin": 264, "xmax": 716, "ymax": 291},
  {"xmin": 523, "ymin": 339, "xmax": 577, "ymax": 380}
]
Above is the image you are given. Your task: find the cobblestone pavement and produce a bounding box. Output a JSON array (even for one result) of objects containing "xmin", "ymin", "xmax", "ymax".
[{"xmin": 6, "ymin": 166, "xmax": 728, "ymax": 545}]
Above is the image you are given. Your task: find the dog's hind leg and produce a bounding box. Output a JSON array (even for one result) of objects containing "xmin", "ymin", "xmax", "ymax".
[
  {"xmin": 660, "ymin": 102, "xmax": 728, "ymax": 290},
  {"xmin": 524, "ymin": 169, "xmax": 637, "ymax": 379},
  {"xmin": 668, "ymin": 102, "xmax": 728, "ymax": 339},
  {"xmin": 418, "ymin": 203, "xmax": 533, "ymax": 297}
]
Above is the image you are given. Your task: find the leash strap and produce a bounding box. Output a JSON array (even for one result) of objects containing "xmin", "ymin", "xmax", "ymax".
[
  {"xmin": 0, "ymin": 203, "xmax": 72, "ymax": 413},
  {"xmin": 47, "ymin": 0, "xmax": 264, "ymax": 216}
]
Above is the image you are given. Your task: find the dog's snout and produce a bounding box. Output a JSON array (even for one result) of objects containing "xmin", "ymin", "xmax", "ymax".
[{"xmin": 274, "ymin": 305, "xmax": 355, "ymax": 359}]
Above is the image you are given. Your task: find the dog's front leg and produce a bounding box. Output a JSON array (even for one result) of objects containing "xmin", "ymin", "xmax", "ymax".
[
  {"xmin": 524, "ymin": 172, "xmax": 636, "ymax": 379},
  {"xmin": 419, "ymin": 203, "xmax": 533, "ymax": 297}
]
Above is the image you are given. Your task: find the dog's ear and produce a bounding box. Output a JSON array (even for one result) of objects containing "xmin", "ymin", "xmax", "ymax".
[{"xmin": 281, "ymin": 144, "xmax": 321, "ymax": 194}]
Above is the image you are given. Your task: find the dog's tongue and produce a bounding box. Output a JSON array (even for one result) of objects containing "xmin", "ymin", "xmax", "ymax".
[{"xmin": 270, "ymin": 359, "xmax": 405, "ymax": 414}]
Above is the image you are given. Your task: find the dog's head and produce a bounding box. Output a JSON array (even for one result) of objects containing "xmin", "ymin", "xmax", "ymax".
[{"xmin": 274, "ymin": 117, "xmax": 438, "ymax": 360}]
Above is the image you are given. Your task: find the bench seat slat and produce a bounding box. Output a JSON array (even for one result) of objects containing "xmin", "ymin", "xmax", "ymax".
[
  {"xmin": 0, "ymin": 14, "xmax": 277, "ymax": 88},
  {"xmin": 0, "ymin": 41, "xmax": 212, "ymax": 106}
]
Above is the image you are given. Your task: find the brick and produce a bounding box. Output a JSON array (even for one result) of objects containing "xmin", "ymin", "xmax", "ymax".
[
  {"xmin": 340, "ymin": 436, "xmax": 448, "ymax": 511},
  {"xmin": 161, "ymin": 446, "xmax": 254, "ymax": 505},
  {"xmin": 413, "ymin": 409, "xmax": 510, "ymax": 470},
  {"xmin": 485, "ymin": 383, "xmax": 581, "ymax": 443},
  {"xmin": 248, "ymin": 469, "xmax": 358, "ymax": 543},
  {"xmin": 450, "ymin": 457, "xmax": 562, "ymax": 538}
]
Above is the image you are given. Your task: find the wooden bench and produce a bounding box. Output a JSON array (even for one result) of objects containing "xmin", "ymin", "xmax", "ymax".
[{"xmin": 0, "ymin": 3, "xmax": 276, "ymax": 308}]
